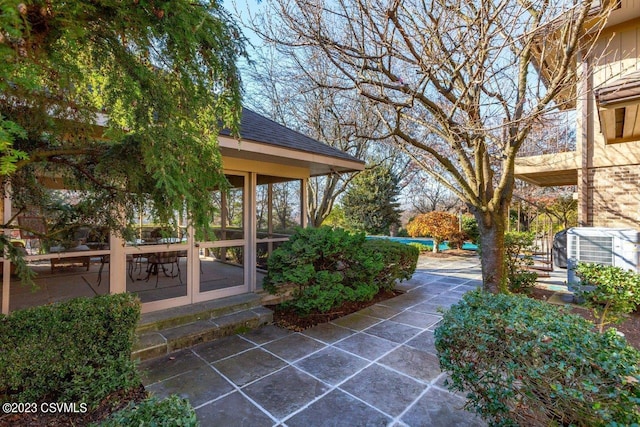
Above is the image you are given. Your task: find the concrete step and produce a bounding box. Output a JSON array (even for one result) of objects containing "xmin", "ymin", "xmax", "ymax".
[{"xmin": 133, "ymin": 293, "xmax": 273, "ymax": 361}]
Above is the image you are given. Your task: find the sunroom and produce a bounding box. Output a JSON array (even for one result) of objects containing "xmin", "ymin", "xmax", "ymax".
[{"xmin": 2, "ymin": 108, "xmax": 364, "ymax": 314}]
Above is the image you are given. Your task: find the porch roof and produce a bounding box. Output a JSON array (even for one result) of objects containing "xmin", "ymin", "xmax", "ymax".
[{"xmin": 219, "ymin": 108, "xmax": 365, "ymax": 176}]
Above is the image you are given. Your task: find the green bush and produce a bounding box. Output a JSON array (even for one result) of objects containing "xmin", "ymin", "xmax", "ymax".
[
  {"xmin": 461, "ymin": 215, "xmax": 479, "ymax": 244},
  {"xmin": 504, "ymin": 231, "xmax": 538, "ymax": 294},
  {"xmin": 573, "ymin": 262, "xmax": 640, "ymax": 333},
  {"xmin": 263, "ymin": 227, "xmax": 385, "ymax": 315},
  {"xmin": 0, "ymin": 293, "xmax": 141, "ymax": 409},
  {"xmin": 435, "ymin": 291, "xmax": 640, "ymax": 426},
  {"xmin": 362, "ymin": 239, "xmax": 419, "ymax": 290},
  {"xmin": 408, "ymin": 242, "xmax": 433, "ymax": 252},
  {"xmin": 97, "ymin": 395, "xmax": 197, "ymax": 427}
]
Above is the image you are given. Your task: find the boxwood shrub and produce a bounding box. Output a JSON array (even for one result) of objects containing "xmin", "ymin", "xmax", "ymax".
[
  {"xmin": 263, "ymin": 227, "xmax": 418, "ymax": 315},
  {"xmin": 0, "ymin": 293, "xmax": 141, "ymax": 409},
  {"xmin": 97, "ymin": 395, "xmax": 197, "ymax": 427},
  {"xmin": 435, "ymin": 291, "xmax": 640, "ymax": 426}
]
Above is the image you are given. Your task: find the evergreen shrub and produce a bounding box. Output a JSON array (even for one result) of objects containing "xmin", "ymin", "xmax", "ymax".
[
  {"xmin": 0, "ymin": 293, "xmax": 141, "ymax": 409},
  {"xmin": 97, "ymin": 395, "xmax": 197, "ymax": 427},
  {"xmin": 264, "ymin": 227, "xmax": 417, "ymax": 315},
  {"xmin": 435, "ymin": 291, "xmax": 640, "ymax": 426}
]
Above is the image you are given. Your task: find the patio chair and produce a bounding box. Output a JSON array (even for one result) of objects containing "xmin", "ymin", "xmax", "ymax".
[
  {"xmin": 143, "ymin": 251, "xmax": 183, "ymax": 287},
  {"xmin": 17, "ymin": 216, "xmax": 47, "ymax": 255}
]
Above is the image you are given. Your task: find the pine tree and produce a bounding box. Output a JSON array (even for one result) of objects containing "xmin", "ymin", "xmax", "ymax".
[{"xmin": 342, "ymin": 165, "xmax": 401, "ymax": 235}]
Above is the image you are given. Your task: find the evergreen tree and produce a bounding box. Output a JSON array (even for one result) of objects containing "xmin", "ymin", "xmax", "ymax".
[
  {"xmin": 1, "ymin": 0, "xmax": 247, "ymax": 238},
  {"xmin": 342, "ymin": 165, "xmax": 401, "ymax": 235}
]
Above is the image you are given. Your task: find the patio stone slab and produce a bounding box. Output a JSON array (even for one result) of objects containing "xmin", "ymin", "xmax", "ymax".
[
  {"xmin": 428, "ymin": 296, "xmax": 463, "ymax": 308},
  {"xmin": 334, "ymin": 332, "xmax": 399, "ymax": 361},
  {"xmin": 213, "ymin": 348, "xmax": 287, "ymax": 386},
  {"xmin": 240, "ymin": 324, "xmax": 292, "ymax": 345},
  {"xmin": 262, "ymin": 333, "xmax": 326, "ymax": 362},
  {"xmin": 300, "ymin": 322, "xmax": 355, "ymax": 344},
  {"xmin": 295, "ymin": 347, "xmax": 369, "ymax": 386},
  {"xmin": 358, "ymin": 304, "xmax": 403, "ymax": 320},
  {"xmin": 195, "ymin": 391, "xmax": 275, "ymax": 426},
  {"xmin": 192, "ymin": 334, "xmax": 256, "ymax": 363},
  {"xmin": 340, "ymin": 364, "xmax": 427, "ymax": 417},
  {"xmin": 449, "ymin": 284, "xmax": 480, "ymax": 294},
  {"xmin": 433, "ymin": 275, "xmax": 470, "ymax": 283},
  {"xmin": 411, "ymin": 301, "xmax": 448, "ymax": 315},
  {"xmin": 138, "ymin": 349, "xmax": 207, "ymax": 385},
  {"xmin": 378, "ymin": 345, "xmax": 442, "ymax": 383},
  {"xmin": 145, "ymin": 365, "xmax": 234, "ymax": 407},
  {"xmin": 243, "ymin": 366, "xmax": 330, "ymax": 420},
  {"xmin": 405, "ymin": 330, "xmax": 438, "ymax": 355},
  {"xmin": 400, "ymin": 387, "xmax": 486, "ymax": 427},
  {"xmin": 330, "ymin": 313, "xmax": 381, "ymax": 331},
  {"xmin": 285, "ymin": 389, "xmax": 391, "ymax": 427},
  {"xmin": 364, "ymin": 320, "xmax": 422, "ymax": 344},
  {"xmin": 389, "ymin": 292, "xmax": 430, "ymax": 306},
  {"xmin": 390, "ymin": 311, "xmax": 441, "ymax": 329}
]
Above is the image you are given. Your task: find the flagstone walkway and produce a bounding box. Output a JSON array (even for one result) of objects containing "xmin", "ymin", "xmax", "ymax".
[{"xmin": 138, "ymin": 255, "xmax": 487, "ymax": 426}]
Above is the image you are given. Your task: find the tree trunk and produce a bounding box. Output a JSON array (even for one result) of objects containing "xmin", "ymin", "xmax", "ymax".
[
  {"xmin": 432, "ymin": 239, "xmax": 439, "ymax": 253},
  {"xmin": 475, "ymin": 209, "xmax": 509, "ymax": 294}
]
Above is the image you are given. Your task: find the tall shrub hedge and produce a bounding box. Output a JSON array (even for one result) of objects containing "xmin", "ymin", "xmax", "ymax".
[
  {"xmin": 263, "ymin": 227, "xmax": 418, "ymax": 315},
  {"xmin": 435, "ymin": 291, "xmax": 640, "ymax": 426},
  {"xmin": 0, "ymin": 293, "xmax": 141, "ymax": 408}
]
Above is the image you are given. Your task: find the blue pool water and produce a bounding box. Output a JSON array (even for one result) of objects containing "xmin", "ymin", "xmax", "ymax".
[{"xmin": 369, "ymin": 236, "xmax": 478, "ymax": 251}]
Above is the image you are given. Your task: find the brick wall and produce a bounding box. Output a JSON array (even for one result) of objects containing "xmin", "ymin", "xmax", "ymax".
[{"xmin": 587, "ymin": 164, "xmax": 640, "ymax": 228}]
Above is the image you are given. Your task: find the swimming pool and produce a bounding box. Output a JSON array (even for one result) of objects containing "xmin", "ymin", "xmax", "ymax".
[{"xmin": 368, "ymin": 236, "xmax": 478, "ymax": 251}]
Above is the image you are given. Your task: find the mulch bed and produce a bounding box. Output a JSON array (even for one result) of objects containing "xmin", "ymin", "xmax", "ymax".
[
  {"xmin": 267, "ymin": 289, "xmax": 402, "ymax": 332},
  {"xmin": 0, "ymin": 385, "xmax": 148, "ymax": 427}
]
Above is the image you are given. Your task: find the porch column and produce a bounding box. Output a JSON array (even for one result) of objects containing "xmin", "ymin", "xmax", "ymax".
[
  {"xmin": 248, "ymin": 172, "xmax": 257, "ymax": 292},
  {"xmin": 301, "ymin": 178, "xmax": 309, "ymax": 228},
  {"xmin": 2, "ymin": 183, "xmax": 11, "ymax": 314},
  {"xmin": 109, "ymin": 232, "xmax": 127, "ymax": 294}
]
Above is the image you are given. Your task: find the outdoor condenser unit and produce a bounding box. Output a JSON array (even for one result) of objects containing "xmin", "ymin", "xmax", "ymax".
[{"xmin": 566, "ymin": 227, "xmax": 640, "ymax": 284}]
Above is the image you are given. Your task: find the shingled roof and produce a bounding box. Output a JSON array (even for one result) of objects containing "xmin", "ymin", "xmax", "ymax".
[{"xmin": 220, "ymin": 108, "xmax": 364, "ymax": 164}]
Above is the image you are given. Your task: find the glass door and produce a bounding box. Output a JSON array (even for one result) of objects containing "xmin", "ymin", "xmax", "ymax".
[{"xmin": 193, "ymin": 173, "xmax": 248, "ymax": 302}]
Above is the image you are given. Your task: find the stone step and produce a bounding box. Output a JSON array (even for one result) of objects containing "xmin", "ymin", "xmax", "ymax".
[
  {"xmin": 133, "ymin": 306, "xmax": 273, "ymax": 361},
  {"xmin": 133, "ymin": 293, "xmax": 273, "ymax": 361},
  {"xmin": 137, "ymin": 293, "xmax": 264, "ymax": 334}
]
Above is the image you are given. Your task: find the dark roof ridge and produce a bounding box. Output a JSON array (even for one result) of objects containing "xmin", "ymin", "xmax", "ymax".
[{"xmin": 220, "ymin": 107, "xmax": 364, "ymax": 164}]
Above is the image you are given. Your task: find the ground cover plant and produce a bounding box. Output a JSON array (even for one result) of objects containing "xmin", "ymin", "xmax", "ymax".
[
  {"xmin": 435, "ymin": 291, "xmax": 640, "ymax": 426},
  {"xmin": 264, "ymin": 226, "xmax": 418, "ymax": 317}
]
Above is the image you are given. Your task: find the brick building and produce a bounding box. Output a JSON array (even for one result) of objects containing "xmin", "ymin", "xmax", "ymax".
[{"xmin": 515, "ymin": 1, "xmax": 640, "ymax": 230}]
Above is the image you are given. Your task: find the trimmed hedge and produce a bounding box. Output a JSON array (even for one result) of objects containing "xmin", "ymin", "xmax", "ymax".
[
  {"xmin": 435, "ymin": 291, "xmax": 640, "ymax": 426},
  {"xmin": 0, "ymin": 293, "xmax": 141, "ymax": 409},
  {"xmin": 263, "ymin": 227, "xmax": 417, "ymax": 315},
  {"xmin": 363, "ymin": 238, "xmax": 418, "ymax": 290},
  {"xmin": 97, "ymin": 395, "xmax": 197, "ymax": 427}
]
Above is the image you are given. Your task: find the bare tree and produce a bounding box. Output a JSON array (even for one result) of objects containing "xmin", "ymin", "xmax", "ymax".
[
  {"xmin": 246, "ymin": 49, "xmax": 396, "ymax": 227},
  {"xmin": 254, "ymin": 0, "xmax": 610, "ymax": 292},
  {"xmin": 406, "ymin": 165, "xmax": 463, "ymax": 214}
]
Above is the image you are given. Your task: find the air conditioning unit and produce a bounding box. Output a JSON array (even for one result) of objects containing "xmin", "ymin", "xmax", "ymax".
[{"xmin": 567, "ymin": 227, "xmax": 640, "ymax": 284}]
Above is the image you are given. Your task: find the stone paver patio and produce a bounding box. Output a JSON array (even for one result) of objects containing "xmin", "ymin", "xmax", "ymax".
[{"xmin": 138, "ymin": 255, "xmax": 487, "ymax": 426}]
